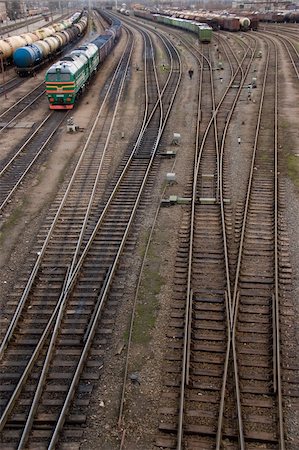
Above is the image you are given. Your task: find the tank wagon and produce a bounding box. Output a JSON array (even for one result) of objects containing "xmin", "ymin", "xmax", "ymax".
[
  {"xmin": 239, "ymin": 17, "xmax": 250, "ymax": 30},
  {"xmin": 13, "ymin": 13, "xmax": 87, "ymax": 75},
  {"xmin": 45, "ymin": 13, "xmax": 121, "ymax": 109},
  {"xmin": 192, "ymin": 13, "xmax": 251, "ymax": 31},
  {"xmin": 0, "ymin": 12, "xmax": 83, "ymax": 67}
]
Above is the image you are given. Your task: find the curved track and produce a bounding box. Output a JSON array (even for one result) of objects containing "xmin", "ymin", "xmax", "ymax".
[
  {"xmin": 153, "ymin": 26, "xmax": 287, "ymax": 449},
  {"xmin": 0, "ymin": 22, "xmax": 182, "ymax": 449}
]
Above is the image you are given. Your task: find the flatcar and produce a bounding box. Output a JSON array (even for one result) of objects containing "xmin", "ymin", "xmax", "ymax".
[{"xmin": 45, "ymin": 14, "xmax": 121, "ymax": 109}]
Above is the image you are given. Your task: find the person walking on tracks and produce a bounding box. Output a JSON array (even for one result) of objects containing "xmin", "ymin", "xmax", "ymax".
[{"xmin": 188, "ymin": 68, "xmax": 194, "ymax": 79}]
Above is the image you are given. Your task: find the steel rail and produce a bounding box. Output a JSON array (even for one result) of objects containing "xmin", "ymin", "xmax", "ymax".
[
  {"xmin": 0, "ymin": 112, "xmax": 68, "ymax": 211},
  {"xmin": 231, "ymin": 40, "xmax": 270, "ymax": 323},
  {"xmin": 0, "ymin": 84, "xmax": 45, "ymax": 132},
  {"xmin": 259, "ymin": 28, "xmax": 299, "ymax": 79},
  {"xmin": 177, "ymin": 44, "xmax": 217, "ymax": 450},
  {"xmin": 15, "ymin": 30, "xmax": 137, "ymax": 450},
  {"xmin": 0, "ymin": 111, "xmax": 53, "ymax": 177},
  {"xmin": 0, "ymin": 28, "xmax": 135, "ymax": 435},
  {"xmin": 0, "ymin": 24, "xmax": 180, "ymax": 446},
  {"xmin": 0, "ymin": 76, "xmax": 23, "ymax": 95},
  {"xmin": 216, "ymin": 36, "xmax": 257, "ymax": 449},
  {"xmin": 117, "ymin": 28, "xmax": 183, "ymax": 433},
  {"xmin": 117, "ymin": 151, "xmax": 176, "ymax": 431},
  {"xmin": 0, "ymin": 112, "xmax": 52, "ymax": 176},
  {"xmin": 0, "ymin": 266, "xmax": 71, "ymax": 432},
  {"xmin": 48, "ymin": 29, "xmax": 181, "ymax": 450},
  {"xmin": 177, "ymin": 42, "xmax": 204, "ymax": 386},
  {"xmin": 0, "ymin": 13, "xmax": 68, "ymax": 37},
  {"xmin": 176, "ymin": 33, "xmax": 255, "ymax": 450},
  {"xmin": 0, "ymin": 29, "xmax": 134, "ymax": 359},
  {"xmin": 272, "ymin": 32, "xmax": 285, "ymax": 450},
  {"xmin": 58, "ymin": 27, "xmax": 176, "ymax": 305},
  {"xmin": 230, "ymin": 35, "xmax": 285, "ymax": 449}
]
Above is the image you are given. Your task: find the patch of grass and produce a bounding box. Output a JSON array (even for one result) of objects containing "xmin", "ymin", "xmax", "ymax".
[
  {"xmin": 132, "ymin": 236, "xmax": 165, "ymax": 345},
  {"xmin": 138, "ymin": 230, "xmax": 151, "ymax": 258},
  {"xmin": 259, "ymin": 151, "xmax": 269, "ymax": 163},
  {"xmin": 123, "ymin": 327, "xmax": 130, "ymax": 343},
  {"xmin": 279, "ymin": 121, "xmax": 299, "ymax": 187},
  {"xmin": 280, "ymin": 120, "xmax": 289, "ymax": 130},
  {"xmin": 132, "ymin": 268, "xmax": 164, "ymax": 345},
  {"xmin": 287, "ymin": 154, "xmax": 299, "ymax": 188},
  {"xmin": 0, "ymin": 202, "xmax": 25, "ymax": 245}
]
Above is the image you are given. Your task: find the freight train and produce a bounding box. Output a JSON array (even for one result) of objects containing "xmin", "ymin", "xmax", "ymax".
[
  {"xmin": 13, "ymin": 12, "xmax": 87, "ymax": 75},
  {"xmin": 45, "ymin": 13, "xmax": 121, "ymax": 110},
  {"xmin": 27, "ymin": 7, "xmax": 50, "ymax": 17},
  {"xmin": 255, "ymin": 10, "xmax": 299, "ymax": 23},
  {"xmin": 164, "ymin": 10, "xmax": 253, "ymax": 32},
  {"xmin": 133, "ymin": 10, "xmax": 212, "ymax": 43},
  {"xmin": 0, "ymin": 12, "xmax": 83, "ymax": 67},
  {"xmin": 134, "ymin": 9, "xmax": 256, "ymax": 32},
  {"xmin": 156, "ymin": 15, "xmax": 212, "ymax": 43}
]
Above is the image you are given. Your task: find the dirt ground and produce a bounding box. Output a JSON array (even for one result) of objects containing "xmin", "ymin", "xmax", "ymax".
[{"xmin": 0, "ymin": 21, "xmax": 298, "ymax": 450}]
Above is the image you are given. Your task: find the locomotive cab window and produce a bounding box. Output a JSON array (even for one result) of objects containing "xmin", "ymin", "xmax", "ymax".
[
  {"xmin": 47, "ymin": 73, "xmax": 57, "ymax": 81},
  {"xmin": 60, "ymin": 73, "xmax": 71, "ymax": 81},
  {"xmin": 47, "ymin": 73, "xmax": 71, "ymax": 81}
]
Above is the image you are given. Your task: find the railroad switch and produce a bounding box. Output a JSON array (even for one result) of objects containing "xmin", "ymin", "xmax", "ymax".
[
  {"xmin": 160, "ymin": 150, "xmax": 176, "ymax": 158},
  {"xmin": 199, "ymin": 197, "xmax": 217, "ymax": 204},
  {"xmin": 161, "ymin": 195, "xmax": 191, "ymax": 207},
  {"xmin": 198, "ymin": 197, "xmax": 230, "ymax": 205}
]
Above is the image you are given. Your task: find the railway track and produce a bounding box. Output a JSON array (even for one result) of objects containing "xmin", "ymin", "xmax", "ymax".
[
  {"xmin": 258, "ymin": 28, "xmax": 299, "ymax": 79},
  {"xmin": 0, "ymin": 111, "xmax": 67, "ymax": 212},
  {"xmin": 160, "ymin": 35, "xmax": 254, "ymax": 450},
  {"xmin": 0, "ymin": 15, "xmax": 296, "ymax": 450},
  {"xmin": 0, "ymin": 14, "xmax": 69, "ymax": 38},
  {"xmin": 0, "ymin": 76, "xmax": 24, "ymax": 96},
  {"xmin": 153, "ymin": 26, "xmax": 287, "ymax": 448},
  {"xmin": 0, "ymin": 26, "xmax": 135, "ymax": 449},
  {"xmin": 0, "ymin": 13, "xmax": 102, "ymax": 100},
  {"xmin": 0, "ymin": 82, "xmax": 45, "ymax": 130},
  {"xmin": 226, "ymin": 34, "xmax": 284, "ymax": 448},
  {"xmin": 0, "ymin": 14, "xmax": 123, "ymax": 212},
  {"xmin": 0, "ymin": 22, "xmax": 182, "ymax": 449}
]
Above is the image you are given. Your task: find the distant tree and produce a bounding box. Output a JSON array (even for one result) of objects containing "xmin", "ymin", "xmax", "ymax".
[{"xmin": 6, "ymin": 1, "xmax": 22, "ymax": 19}]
